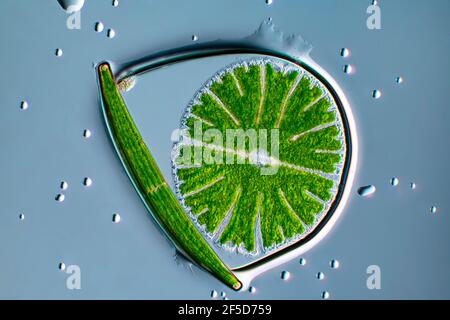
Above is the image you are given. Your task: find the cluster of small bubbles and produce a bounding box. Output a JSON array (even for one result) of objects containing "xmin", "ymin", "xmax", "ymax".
[
  {"xmin": 112, "ymin": 0, "xmax": 119, "ymax": 7},
  {"xmin": 83, "ymin": 177, "xmax": 93, "ymax": 187},
  {"xmin": 60, "ymin": 181, "xmax": 68, "ymax": 191},
  {"xmin": 390, "ymin": 177, "xmax": 399, "ymax": 186},
  {"xmin": 19, "ymin": 213, "xmax": 25, "ymax": 221},
  {"xmin": 330, "ymin": 259, "xmax": 340, "ymax": 269},
  {"xmin": 410, "ymin": 182, "xmax": 416, "ymax": 190},
  {"xmin": 430, "ymin": 206, "xmax": 437, "ymax": 214},
  {"xmin": 266, "ymin": 0, "xmax": 273, "ymax": 5},
  {"xmin": 112, "ymin": 213, "xmax": 121, "ymax": 223},
  {"xmin": 55, "ymin": 48, "xmax": 63, "ymax": 57},
  {"xmin": 107, "ymin": 29, "xmax": 116, "ymax": 39},
  {"xmin": 299, "ymin": 258, "xmax": 306, "ymax": 266},
  {"xmin": 281, "ymin": 271, "xmax": 290, "ymax": 280},
  {"xmin": 210, "ymin": 290, "xmax": 217, "ymax": 298},
  {"xmin": 340, "ymin": 48, "xmax": 350, "ymax": 58},
  {"xmin": 94, "ymin": 22, "xmax": 104, "ymax": 33},
  {"xmin": 55, "ymin": 194, "xmax": 65, "ymax": 202},
  {"xmin": 58, "ymin": 262, "xmax": 66, "ymax": 271},
  {"xmin": 20, "ymin": 100, "xmax": 29, "ymax": 110},
  {"xmin": 321, "ymin": 291, "xmax": 330, "ymax": 300},
  {"xmin": 357, "ymin": 185, "xmax": 376, "ymax": 197},
  {"xmin": 248, "ymin": 286, "xmax": 256, "ymax": 294},
  {"xmin": 372, "ymin": 89, "xmax": 381, "ymax": 99},
  {"xmin": 395, "ymin": 76, "xmax": 403, "ymax": 84},
  {"xmin": 343, "ymin": 64, "xmax": 353, "ymax": 74},
  {"xmin": 83, "ymin": 129, "xmax": 92, "ymax": 139},
  {"xmin": 317, "ymin": 272, "xmax": 325, "ymax": 280}
]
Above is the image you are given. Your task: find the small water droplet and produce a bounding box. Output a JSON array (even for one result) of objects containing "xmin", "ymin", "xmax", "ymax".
[
  {"xmin": 107, "ymin": 29, "xmax": 116, "ymax": 38},
  {"xmin": 55, "ymin": 194, "xmax": 65, "ymax": 202},
  {"xmin": 343, "ymin": 64, "xmax": 353, "ymax": 74},
  {"xmin": 191, "ymin": 35, "xmax": 198, "ymax": 41},
  {"xmin": 281, "ymin": 271, "xmax": 290, "ymax": 280},
  {"xmin": 19, "ymin": 213, "xmax": 25, "ymax": 220},
  {"xmin": 248, "ymin": 286, "xmax": 256, "ymax": 294},
  {"xmin": 220, "ymin": 291, "xmax": 226, "ymax": 297},
  {"xmin": 112, "ymin": 0, "xmax": 119, "ymax": 7},
  {"xmin": 372, "ymin": 89, "xmax": 381, "ymax": 99},
  {"xmin": 223, "ymin": 297, "xmax": 229, "ymax": 300},
  {"xmin": 395, "ymin": 76, "xmax": 403, "ymax": 84},
  {"xmin": 210, "ymin": 290, "xmax": 217, "ymax": 298},
  {"xmin": 340, "ymin": 48, "xmax": 350, "ymax": 58},
  {"xmin": 55, "ymin": 48, "xmax": 63, "ymax": 57},
  {"xmin": 410, "ymin": 182, "xmax": 416, "ymax": 190},
  {"xmin": 390, "ymin": 177, "xmax": 399, "ymax": 186},
  {"xmin": 58, "ymin": 262, "xmax": 66, "ymax": 271},
  {"xmin": 299, "ymin": 258, "xmax": 306, "ymax": 266},
  {"xmin": 83, "ymin": 129, "xmax": 92, "ymax": 138},
  {"xmin": 317, "ymin": 272, "xmax": 325, "ymax": 280},
  {"xmin": 330, "ymin": 259, "xmax": 340, "ymax": 269},
  {"xmin": 372, "ymin": 0, "xmax": 378, "ymax": 5},
  {"xmin": 95, "ymin": 22, "xmax": 104, "ymax": 33},
  {"xmin": 112, "ymin": 213, "xmax": 121, "ymax": 223},
  {"xmin": 357, "ymin": 185, "xmax": 376, "ymax": 197},
  {"xmin": 20, "ymin": 100, "xmax": 28, "ymax": 110},
  {"xmin": 60, "ymin": 181, "xmax": 68, "ymax": 190},
  {"xmin": 83, "ymin": 177, "xmax": 93, "ymax": 187},
  {"xmin": 321, "ymin": 291, "xmax": 330, "ymax": 299},
  {"xmin": 57, "ymin": 0, "xmax": 85, "ymax": 13},
  {"xmin": 266, "ymin": 0, "xmax": 273, "ymax": 5},
  {"xmin": 430, "ymin": 206, "xmax": 437, "ymax": 214}
]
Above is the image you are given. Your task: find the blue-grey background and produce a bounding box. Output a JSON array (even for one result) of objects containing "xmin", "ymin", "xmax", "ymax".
[{"xmin": 0, "ymin": 0, "xmax": 449, "ymax": 299}]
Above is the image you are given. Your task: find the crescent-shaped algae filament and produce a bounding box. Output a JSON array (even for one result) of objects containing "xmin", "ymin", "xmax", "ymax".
[{"xmin": 97, "ymin": 63, "xmax": 242, "ymax": 290}]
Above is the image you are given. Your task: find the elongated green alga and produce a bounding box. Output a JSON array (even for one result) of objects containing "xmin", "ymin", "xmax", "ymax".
[{"xmin": 98, "ymin": 63, "xmax": 242, "ymax": 290}]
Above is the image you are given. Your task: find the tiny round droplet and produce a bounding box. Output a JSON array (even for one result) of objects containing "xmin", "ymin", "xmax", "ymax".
[
  {"xmin": 340, "ymin": 48, "xmax": 350, "ymax": 58},
  {"xmin": 55, "ymin": 48, "xmax": 63, "ymax": 57},
  {"xmin": 83, "ymin": 177, "xmax": 93, "ymax": 187},
  {"xmin": 248, "ymin": 286, "xmax": 256, "ymax": 294},
  {"xmin": 430, "ymin": 206, "xmax": 437, "ymax": 214},
  {"xmin": 107, "ymin": 29, "xmax": 116, "ymax": 38},
  {"xmin": 317, "ymin": 272, "xmax": 325, "ymax": 280},
  {"xmin": 95, "ymin": 22, "xmax": 104, "ymax": 33},
  {"xmin": 357, "ymin": 185, "xmax": 376, "ymax": 197},
  {"xmin": 112, "ymin": 213, "xmax": 121, "ymax": 223},
  {"xmin": 55, "ymin": 194, "xmax": 65, "ymax": 202},
  {"xmin": 192, "ymin": 35, "xmax": 198, "ymax": 41},
  {"xmin": 20, "ymin": 100, "xmax": 28, "ymax": 110},
  {"xmin": 395, "ymin": 76, "xmax": 403, "ymax": 84},
  {"xmin": 299, "ymin": 258, "xmax": 306, "ymax": 266},
  {"xmin": 281, "ymin": 271, "xmax": 290, "ymax": 280},
  {"xmin": 19, "ymin": 213, "xmax": 25, "ymax": 220},
  {"xmin": 210, "ymin": 290, "xmax": 217, "ymax": 298},
  {"xmin": 390, "ymin": 177, "xmax": 399, "ymax": 186},
  {"xmin": 83, "ymin": 129, "xmax": 92, "ymax": 138},
  {"xmin": 220, "ymin": 291, "xmax": 226, "ymax": 297},
  {"xmin": 330, "ymin": 260, "xmax": 340, "ymax": 269},
  {"xmin": 223, "ymin": 297, "xmax": 229, "ymax": 300},
  {"xmin": 112, "ymin": 0, "xmax": 119, "ymax": 7},
  {"xmin": 343, "ymin": 64, "xmax": 353, "ymax": 74},
  {"xmin": 410, "ymin": 182, "xmax": 416, "ymax": 190},
  {"xmin": 266, "ymin": 0, "xmax": 273, "ymax": 5},
  {"xmin": 58, "ymin": 262, "xmax": 66, "ymax": 271},
  {"xmin": 60, "ymin": 181, "xmax": 69, "ymax": 191},
  {"xmin": 322, "ymin": 291, "xmax": 330, "ymax": 299},
  {"xmin": 372, "ymin": 89, "xmax": 381, "ymax": 99}
]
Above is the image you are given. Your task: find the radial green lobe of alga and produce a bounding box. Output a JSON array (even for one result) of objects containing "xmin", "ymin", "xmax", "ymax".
[{"xmin": 173, "ymin": 59, "xmax": 346, "ymax": 255}]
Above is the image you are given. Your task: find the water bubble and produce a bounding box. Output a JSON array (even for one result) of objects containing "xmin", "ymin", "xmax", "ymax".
[
  {"xmin": 107, "ymin": 29, "xmax": 116, "ymax": 38},
  {"xmin": 55, "ymin": 194, "xmax": 65, "ymax": 202},
  {"xmin": 430, "ymin": 206, "xmax": 437, "ymax": 214},
  {"xmin": 390, "ymin": 177, "xmax": 399, "ymax": 186},
  {"xmin": 372, "ymin": 89, "xmax": 381, "ymax": 99},
  {"xmin": 210, "ymin": 290, "xmax": 218, "ymax": 298},
  {"xmin": 191, "ymin": 35, "xmax": 198, "ymax": 42},
  {"xmin": 55, "ymin": 48, "xmax": 63, "ymax": 57},
  {"xmin": 395, "ymin": 76, "xmax": 403, "ymax": 84},
  {"xmin": 340, "ymin": 48, "xmax": 350, "ymax": 58},
  {"xmin": 281, "ymin": 271, "xmax": 290, "ymax": 280},
  {"xmin": 299, "ymin": 258, "xmax": 306, "ymax": 266},
  {"xmin": 223, "ymin": 297, "xmax": 229, "ymax": 300},
  {"xmin": 19, "ymin": 213, "xmax": 25, "ymax": 220},
  {"xmin": 112, "ymin": 0, "xmax": 119, "ymax": 7},
  {"xmin": 266, "ymin": 0, "xmax": 273, "ymax": 5},
  {"xmin": 330, "ymin": 259, "xmax": 340, "ymax": 269},
  {"xmin": 58, "ymin": 262, "xmax": 66, "ymax": 271},
  {"xmin": 321, "ymin": 291, "xmax": 330, "ymax": 299},
  {"xmin": 357, "ymin": 185, "xmax": 376, "ymax": 197},
  {"xmin": 94, "ymin": 22, "xmax": 104, "ymax": 33},
  {"xmin": 248, "ymin": 286, "xmax": 256, "ymax": 294},
  {"xmin": 83, "ymin": 177, "xmax": 93, "ymax": 187},
  {"xmin": 220, "ymin": 291, "xmax": 226, "ymax": 297},
  {"xmin": 343, "ymin": 64, "xmax": 353, "ymax": 74},
  {"xmin": 372, "ymin": 0, "xmax": 378, "ymax": 5},
  {"xmin": 112, "ymin": 213, "xmax": 121, "ymax": 223},
  {"xmin": 60, "ymin": 181, "xmax": 68, "ymax": 191},
  {"xmin": 20, "ymin": 100, "xmax": 28, "ymax": 110},
  {"xmin": 410, "ymin": 182, "xmax": 416, "ymax": 190},
  {"xmin": 83, "ymin": 129, "xmax": 92, "ymax": 138},
  {"xmin": 57, "ymin": 0, "xmax": 85, "ymax": 13},
  {"xmin": 317, "ymin": 272, "xmax": 325, "ymax": 280}
]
